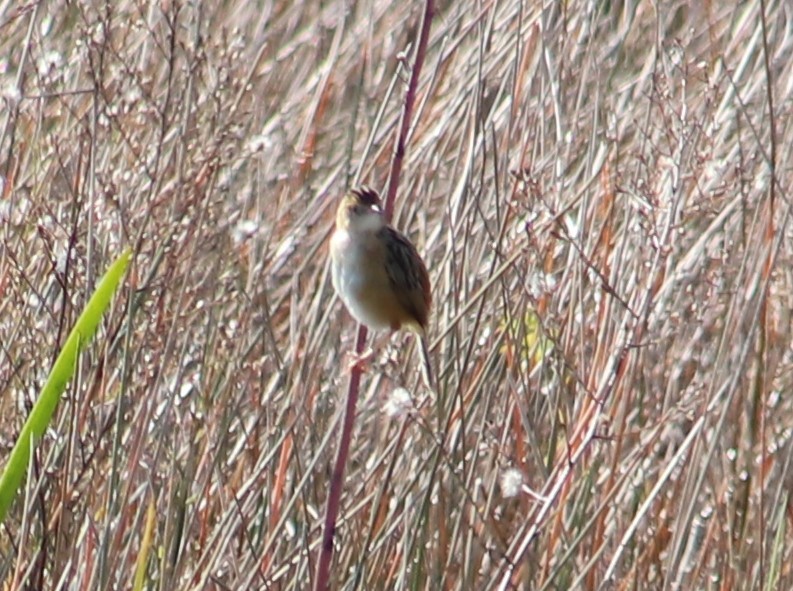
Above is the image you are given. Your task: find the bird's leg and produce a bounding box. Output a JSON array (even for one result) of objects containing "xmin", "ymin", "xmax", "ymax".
[
  {"xmin": 345, "ymin": 347, "xmax": 375, "ymax": 373},
  {"xmin": 345, "ymin": 331, "xmax": 395, "ymax": 374}
]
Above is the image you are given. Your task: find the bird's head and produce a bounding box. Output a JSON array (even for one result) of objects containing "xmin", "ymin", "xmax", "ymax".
[{"xmin": 336, "ymin": 186, "xmax": 385, "ymax": 233}]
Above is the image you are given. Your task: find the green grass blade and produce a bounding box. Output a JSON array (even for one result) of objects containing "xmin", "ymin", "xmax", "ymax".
[
  {"xmin": 0, "ymin": 248, "xmax": 132, "ymax": 524},
  {"xmin": 132, "ymin": 496, "xmax": 157, "ymax": 591}
]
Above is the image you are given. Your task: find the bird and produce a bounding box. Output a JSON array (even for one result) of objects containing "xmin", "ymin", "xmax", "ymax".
[{"xmin": 330, "ymin": 186, "xmax": 434, "ymax": 389}]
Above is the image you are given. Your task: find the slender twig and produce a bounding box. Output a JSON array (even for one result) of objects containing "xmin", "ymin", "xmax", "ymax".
[
  {"xmin": 384, "ymin": 0, "xmax": 436, "ymax": 217},
  {"xmin": 756, "ymin": 0, "xmax": 776, "ymax": 585},
  {"xmin": 313, "ymin": 325, "xmax": 367, "ymax": 591},
  {"xmin": 313, "ymin": 2, "xmax": 435, "ymax": 589}
]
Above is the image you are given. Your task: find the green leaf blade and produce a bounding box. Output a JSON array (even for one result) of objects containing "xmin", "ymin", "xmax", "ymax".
[{"xmin": 0, "ymin": 248, "xmax": 132, "ymax": 523}]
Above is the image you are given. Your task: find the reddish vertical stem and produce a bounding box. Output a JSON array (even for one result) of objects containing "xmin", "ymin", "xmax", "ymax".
[
  {"xmin": 313, "ymin": 2, "xmax": 435, "ymax": 590},
  {"xmin": 384, "ymin": 0, "xmax": 435, "ymax": 218},
  {"xmin": 313, "ymin": 325, "xmax": 367, "ymax": 591}
]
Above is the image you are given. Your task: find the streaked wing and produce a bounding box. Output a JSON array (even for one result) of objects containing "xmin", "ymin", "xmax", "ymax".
[{"xmin": 380, "ymin": 226, "xmax": 431, "ymax": 329}]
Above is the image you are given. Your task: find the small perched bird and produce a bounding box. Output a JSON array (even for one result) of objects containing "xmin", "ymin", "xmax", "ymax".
[{"xmin": 330, "ymin": 186, "xmax": 434, "ymax": 388}]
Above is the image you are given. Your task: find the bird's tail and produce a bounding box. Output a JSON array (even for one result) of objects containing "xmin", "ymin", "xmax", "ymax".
[{"xmin": 418, "ymin": 335, "xmax": 435, "ymax": 391}]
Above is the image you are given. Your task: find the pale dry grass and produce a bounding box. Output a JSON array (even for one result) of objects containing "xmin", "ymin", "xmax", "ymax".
[{"xmin": 2, "ymin": 0, "xmax": 793, "ymax": 589}]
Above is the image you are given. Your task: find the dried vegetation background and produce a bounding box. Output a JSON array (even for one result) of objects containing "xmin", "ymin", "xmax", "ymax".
[{"xmin": 2, "ymin": 0, "xmax": 793, "ymax": 589}]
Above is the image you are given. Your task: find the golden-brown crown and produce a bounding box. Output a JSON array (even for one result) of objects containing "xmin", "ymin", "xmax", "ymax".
[
  {"xmin": 336, "ymin": 186, "xmax": 384, "ymax": 231},
  {"xmin": 349, "ymin": 186, "xmax": 382, "ymax": 209}
]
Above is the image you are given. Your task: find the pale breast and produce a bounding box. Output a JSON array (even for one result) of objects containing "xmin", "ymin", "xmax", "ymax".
[{"xmin": 330, "ymin": 229, "xmax": 395, "ymax": 331}]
